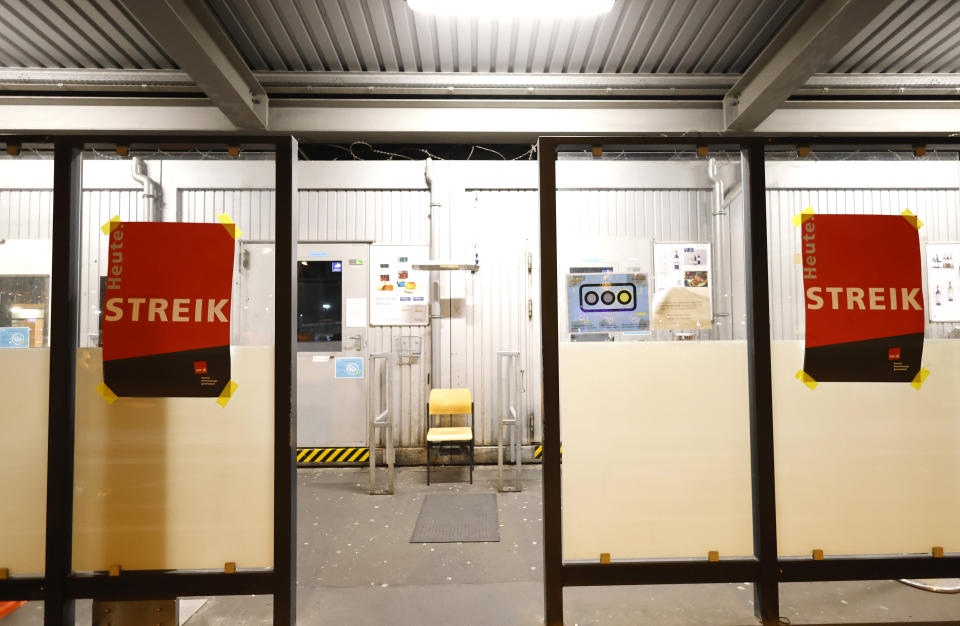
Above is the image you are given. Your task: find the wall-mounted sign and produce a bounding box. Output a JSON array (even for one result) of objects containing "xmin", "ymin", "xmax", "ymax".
[
  {"xmin": 0, "ymin": 327, "xmax": 30, "ymax": 348},
  {"xmin": 335, "ymin": 357, "xmax": 364, "ymax": 379},
  {"xmin": 566, "ymin": 272, "xmax": 650, "ymax": 334},
  {"xmin": 370, "ymin": 244, "xmax": 429, "ymax": 326},
  {"xmin": 102, "ymin": 222, "xmax": 235, "ymax": 397},
  {"xmin": 801, "ymin": 214, "xmax": 923, "ymax": 382},
  {"xmin": 926, "ymin": 242, "xmax": 960, "ymax": 322},
  {"xmin": 652, "ymin": 242, "xmax": 712, "ymax": 330}
]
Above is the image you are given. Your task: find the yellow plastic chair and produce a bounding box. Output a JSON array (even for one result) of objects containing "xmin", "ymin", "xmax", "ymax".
[{"xmin": 426, "ymin": 388, "xmax": 474, "ymax": 485}]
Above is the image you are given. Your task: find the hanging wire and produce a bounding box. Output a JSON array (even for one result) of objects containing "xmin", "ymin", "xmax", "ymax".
[
  {"xmin": 898, "ymin": 578, "xmax": 960, "ymax": 593},
  {"xmin": 352, "ymin": 141, "xmax": 414, "ymax": 160},
  {"xmin": 466, "ymin": 145, "xmax": 476, "ymax": 160},
  {"xmin": 419, "ymin": 147, "xmax": 445, "ymax": 160},
  {"xmin": 511, "ymin": 144, "xmax": 537, "ymax": 160},
  {"xmin": 474, "ymin": 145, "xmax": 506, "ymax": 160}
]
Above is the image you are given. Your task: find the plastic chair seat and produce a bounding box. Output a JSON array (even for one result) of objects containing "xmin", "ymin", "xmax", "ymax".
[
  {"xmin": 427, "ymin": 426, "xmax": 473, "ymax": 442},
  {"xmin": 428, "ymin": 388, "xmax": 472, "ymax": 414}
]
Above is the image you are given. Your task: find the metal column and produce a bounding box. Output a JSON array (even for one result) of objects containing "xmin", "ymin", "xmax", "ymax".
[
  {"xmin": 368, "ymin": 352, "xmax": 394, "ymax": 495},
  {"xmin": 496, "ymin": 350, "xmax": 522, "ymax": 492}
]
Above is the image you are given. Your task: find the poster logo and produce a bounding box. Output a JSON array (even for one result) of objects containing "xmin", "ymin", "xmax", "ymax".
[
  {"xmin": 101, "ymin": 222, "xmax": 235, "ymax": 397},
  {"xmin": 801, "ymin": 214, "xmax": 923, "ymax": 382}
]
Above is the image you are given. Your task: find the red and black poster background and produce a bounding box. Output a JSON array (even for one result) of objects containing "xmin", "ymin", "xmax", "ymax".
[
  {"xmin": 802, "ymin": 214, "xmax": 923, "ymax": 382},
  {"xmin": 102, "ymin": 222, "xmax": 234, "ymax": 397}
]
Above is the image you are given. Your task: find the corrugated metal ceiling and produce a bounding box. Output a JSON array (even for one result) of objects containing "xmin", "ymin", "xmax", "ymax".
[
  {"xmin": 0, "ymin": 0, "xmax": 175, "ymax": 69},
  {"xmin": 205, "ymin": 0, "xmax": 803, "ymax": 74},
  {"xmin": 828, "ymin": 0, "xmax": 960, "ymax": 73}
]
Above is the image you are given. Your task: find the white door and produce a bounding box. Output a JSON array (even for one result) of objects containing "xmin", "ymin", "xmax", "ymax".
[{"xmin": 296, "ymin": 242, "xmax": 370, "ymax": 447}]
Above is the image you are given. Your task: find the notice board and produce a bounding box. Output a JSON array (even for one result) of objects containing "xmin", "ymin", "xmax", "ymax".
[{"xmin": 370, "ymin": 244, "xmax": 430, "ymax": 326}]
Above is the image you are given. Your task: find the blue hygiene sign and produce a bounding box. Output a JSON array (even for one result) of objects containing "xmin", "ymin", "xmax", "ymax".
[
  {"xmin": 335, "ymin": 357, "xmax": 364, "ymax": 379},
  {"xmin": 566, "ymin": 272, "xmax": 650, "ymax": 334},
  {"xmin": 0, "ymin": 327, "xmax": 31, "ymax": 348}
]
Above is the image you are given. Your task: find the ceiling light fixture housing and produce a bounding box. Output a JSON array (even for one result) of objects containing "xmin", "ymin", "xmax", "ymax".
[{"xmin": 407, "ymin": 0, "xmax": 615, "ymax": 19}]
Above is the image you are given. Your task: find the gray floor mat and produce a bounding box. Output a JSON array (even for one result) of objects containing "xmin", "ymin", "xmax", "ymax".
[{"xmin": 410, "ymin": 493, "xmax": 500, "ymax": 543}]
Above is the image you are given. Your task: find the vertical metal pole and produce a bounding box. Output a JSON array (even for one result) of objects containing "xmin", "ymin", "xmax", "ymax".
[
  {"xmin": 538, "ymin": 139, "xmax": 563, "ymax": 625},
  {"xmin": 44, "ymin": 139, "xmax": 82, "ymax": 625},
  {"xmin": 274, "ymin": 136, "xmax": 298, "ymax": 626},
  {"xmin": 743, "ymin": 142, "xmax": 780, "ymax": 625}
]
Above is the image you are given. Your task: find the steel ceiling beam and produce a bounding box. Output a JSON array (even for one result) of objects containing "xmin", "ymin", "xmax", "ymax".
[
  {"xmin": 117, "ymin": 0, "xmax": 267, "ymax": 129},
  {"xmin": 723, "ymin": 0, "xmax": 897, "ymax": 131},
  {"xmin": 6, "ymin": 68, "xmax": 960, "ymax": 99}
]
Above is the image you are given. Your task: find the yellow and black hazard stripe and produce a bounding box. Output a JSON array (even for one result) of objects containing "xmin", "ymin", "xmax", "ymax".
[
  {"xmin": 297, "ymin": 447, "xmax": 370, "ymax": 465},
  {"xmin": 533, "ymin": 445, "xmax": 562, "ymax": 459}
]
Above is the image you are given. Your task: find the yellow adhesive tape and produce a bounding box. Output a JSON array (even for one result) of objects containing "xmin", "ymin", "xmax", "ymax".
[
  {"xmin": 217, "ymin": 380, "xmax": 239, "ymax": 408},
  {"xmin": 791, "ymin": 207, "xmax": 815, "ymax": 227},
  {"xmin": 96, "ymin": 382, "xmax": 118, "ymax": 404},
  {"xmin": 217, "ymin": 213, "xmax": 243, "ymax": 239},
  {"xmin": 910, "ymin": 367, "xmax": 930, "ymax": 390},
  {"xmin": 795, "ymin": 370, "xmax": 818, "ymax": 390},
  {"xmin": 902, "ymin": 208, "xmax": 924, "ymax": 230},
  {"xmin": 100, "ymin": 215, "xmax": 122, "ymax": 235},
  {"xmin": 793, "ymin": 252, "xmax": 803, "ymax": 265}
]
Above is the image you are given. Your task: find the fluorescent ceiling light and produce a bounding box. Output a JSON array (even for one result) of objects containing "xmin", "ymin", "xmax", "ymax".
[{"xmin": 407, "ymin": 0, "xmax": 615, "ymax": 19}]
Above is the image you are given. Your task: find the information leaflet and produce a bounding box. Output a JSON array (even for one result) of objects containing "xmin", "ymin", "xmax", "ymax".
[
  {"xmin": 926, "ymin": 242, "xmax": 960, "ymax": 322},
  {"xmin": 369, "ymin": 244, "xmax": 429, "ymax": 326},
  {"xmin": 566, "ymin": 272, "xmax": 650, "ymax": 334},
  {"xmin": 652, "ymin": 242, "xmax": 712, "ymax": 330}
]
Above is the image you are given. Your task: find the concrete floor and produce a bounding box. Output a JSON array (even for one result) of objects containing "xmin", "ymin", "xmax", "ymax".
[{"xmin": 5, "ymin": 465, "xmax": 960, "ymax": 625}]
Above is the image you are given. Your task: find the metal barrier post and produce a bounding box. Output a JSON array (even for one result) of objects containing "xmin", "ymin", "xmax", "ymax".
[
  {"xmin": 368, "ymin": 352, "xmax": 394, "ymax": 495},
  {"xmin": 497, "ymin": 350, "xmax": 522, "ymax": 492}
]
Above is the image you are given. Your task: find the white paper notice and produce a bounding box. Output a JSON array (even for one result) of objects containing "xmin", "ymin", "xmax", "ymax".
[{"xmin": 346, "ymin": 298, "xmax": 367, "ymax": 328}]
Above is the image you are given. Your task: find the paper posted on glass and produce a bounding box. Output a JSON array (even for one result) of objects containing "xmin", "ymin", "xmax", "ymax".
[
  {"xmin": 565, "ymin": 272, "xmax": 650, "ymax": 334},
  {"xmin": 100, "ymin": 221, "xmax": 235, "ymax": 397},
  {"xmin": 651, "ymin": 243, "xmax": 712, "ymax": 330},
  {"xmin": 345, "ymin": 298, "xmax": 367, "ymax": 328},
  {"xmin": 926, "ymin": 242, "xmax": 960, "ymax": 322},
  {"xmin": 800, "ymin": 214, "xmax": 923, "ymax": 383}
]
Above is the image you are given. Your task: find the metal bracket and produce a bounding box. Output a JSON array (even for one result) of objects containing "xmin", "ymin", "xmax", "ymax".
[
  {"xmin": 368, "ymin": 352, "xmax": 394, "ymax": 495},
  {"xmin": 92, "ymin": 599, "xmax": 177, "ymax": 626},
  {"xmin": 496, "ymin": 350, "xmax": 522, "ymax": 493}
]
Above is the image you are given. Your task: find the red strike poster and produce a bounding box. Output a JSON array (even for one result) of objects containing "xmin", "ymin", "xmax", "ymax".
[
  {"xmin": 101, "ymin": 222, "xmax": 235, "ymax": 397},
  {"xmin": 801, "ymin": 214, "xmax": 924, "ymax": 383}
]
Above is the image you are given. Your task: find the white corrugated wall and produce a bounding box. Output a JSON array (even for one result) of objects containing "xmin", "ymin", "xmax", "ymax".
[
  {"xmin": 766, "ymin": 188, "xmax": 960, "ymax": 339},
  {"xmin": 0, "ymin": 190, "xmax": 52, "ymax": 239}
]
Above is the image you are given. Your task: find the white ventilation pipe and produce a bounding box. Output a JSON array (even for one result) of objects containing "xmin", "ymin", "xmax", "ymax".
[
  {"xmin": 424, "ymin": 158, "xmax": 443, "ymax": 389},
  {"xmin": 131, "ymin": 156, "xmax": 162, "ymax": 221},
  {"xmin": 707, "ymin": 158, "xmax": 730, "ymax": 339}
]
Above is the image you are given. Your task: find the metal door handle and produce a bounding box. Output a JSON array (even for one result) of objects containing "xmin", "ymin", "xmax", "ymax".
[{"xmin": 348, "ymin": 335, "xmax": 361, "ymax": 340}]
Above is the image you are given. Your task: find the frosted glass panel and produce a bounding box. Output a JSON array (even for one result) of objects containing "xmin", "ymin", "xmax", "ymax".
[
  {"xmin": 0, "ymin": 349, "xmax": 48, "ymax": 575},
  {"xmin": 561, "ymin": 341, "xmax": 753, "ymax": 560},
  {"xmin": 0, "ymin": 153, "xmax": 53, "ymax": 576},
  {"xmin": 767, "ymin": 154, "xmax": 960, "ymax": 556},
  {"xmin": 556, "ymin": 154, "xmax": 753, "ymax": 561},
  {"xmin": 73, "ymin": 153, "xmax": 276, "ymax": 572},
  {"xmin": 773, "ymin": 340, "xmax": 960, "ymax": 556},
  {"xmin": 72, "ymin": 347, "xmax": 274, "ymax": 571}
]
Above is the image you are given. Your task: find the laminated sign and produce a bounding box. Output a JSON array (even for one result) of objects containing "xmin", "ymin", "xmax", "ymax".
[
  {"xmin": 102, "ymin": 222, "xmax": 235, "ymax": 397},
  {"xmin": 801, "ymin": 214, "xmax": 923, "ymax": 382}
]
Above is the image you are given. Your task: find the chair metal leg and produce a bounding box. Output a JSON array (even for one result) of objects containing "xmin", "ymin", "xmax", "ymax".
[
  {"xmin": 426, "ymin": 443, "xmax": 431, "ymax": 486},
  {"xmin": 469, "ymin": 440, "xmax": 474, "ymax": 484}
]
